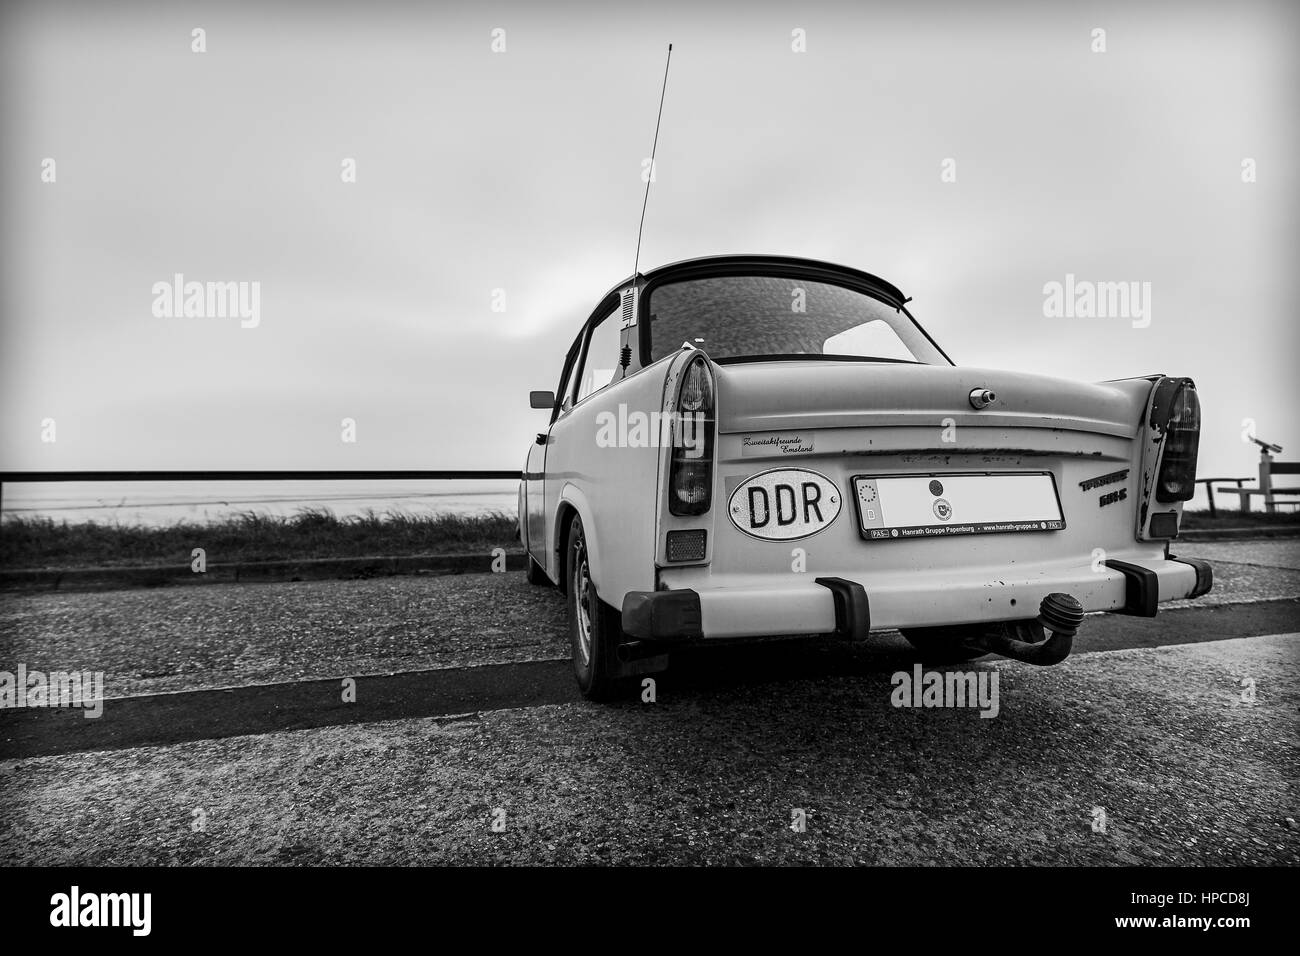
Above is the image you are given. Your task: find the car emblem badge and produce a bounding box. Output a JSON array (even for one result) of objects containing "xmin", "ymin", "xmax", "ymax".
[{"xmin": 727, "ymin": 468, "xmax": 843, "ymax": 541}]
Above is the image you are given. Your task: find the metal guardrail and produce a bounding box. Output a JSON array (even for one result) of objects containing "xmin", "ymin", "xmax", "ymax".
[
  {"xmin": 0, "ymin": 470, "xmax": 520, "ymax": 482},
  {"xmin": 0, "ymin": 470, "xmax": 522, "ymax": 509}
]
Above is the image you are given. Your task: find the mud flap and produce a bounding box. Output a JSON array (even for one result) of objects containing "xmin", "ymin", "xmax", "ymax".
[{"xmin": 611, "ymin": 648, "xmax": 671, "ymax": 678}]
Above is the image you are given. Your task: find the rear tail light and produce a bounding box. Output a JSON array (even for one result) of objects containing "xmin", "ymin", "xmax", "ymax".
[
  {"xmin": 1155, "ymin": 382, "xmax": 1200, "ymax": 502},
  {"xmin": 669, "ymin": 355, "xmax": 715, "ymax": 515}
]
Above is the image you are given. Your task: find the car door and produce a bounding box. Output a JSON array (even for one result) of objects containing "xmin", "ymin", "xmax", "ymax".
[
  {"xmin": 541, "ymin": 294, "xmax": 621, "ymax": 576},
  {"xmin": 525, "ymin": 330, "xmax": 583, "ymax": 570}
]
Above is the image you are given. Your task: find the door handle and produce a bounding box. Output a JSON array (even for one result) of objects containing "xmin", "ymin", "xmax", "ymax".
[{"xmin": 535, "ymin": 432, "xmax": 547, "ymax": 446}]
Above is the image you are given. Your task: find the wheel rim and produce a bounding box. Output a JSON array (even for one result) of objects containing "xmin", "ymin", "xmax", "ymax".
[{"xmin": 573, "ymin": 540, "xmax": 593, "ymax": 668}]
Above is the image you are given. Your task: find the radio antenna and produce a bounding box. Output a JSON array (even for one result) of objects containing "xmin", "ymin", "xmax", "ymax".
[{"xmin": 632, "ymin": 43, "xmax": 673, "ymax": 280}]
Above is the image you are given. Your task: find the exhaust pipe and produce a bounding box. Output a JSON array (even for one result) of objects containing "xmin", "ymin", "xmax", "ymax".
[
  {"xmin": 977, "ymin": 593, "xmax": 1085, "ymax": 666},
  {"xmin": 614, "ymin": 638, "xmax": 671, "ymax": 677}
]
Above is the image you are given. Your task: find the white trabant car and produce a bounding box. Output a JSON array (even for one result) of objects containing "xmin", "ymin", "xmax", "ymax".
[{"xmin": 519, "ymin": 255, "xmax": 1212, "ymax": 698}]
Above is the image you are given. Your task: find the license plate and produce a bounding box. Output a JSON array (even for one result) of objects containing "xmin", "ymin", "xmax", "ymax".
[{"xmin": 852, "ymin": 472, "xmax": 1065, "ymax": 541}]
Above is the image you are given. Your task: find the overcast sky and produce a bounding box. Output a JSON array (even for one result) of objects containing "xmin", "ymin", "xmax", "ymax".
[{"xmin": 2, "ymin": 0, "xmax": 1296, "ymax": 487}]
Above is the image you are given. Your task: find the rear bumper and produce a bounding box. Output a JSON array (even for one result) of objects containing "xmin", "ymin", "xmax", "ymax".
[{"xmin": 621, "ymin": 555, "xmax": 1212, "ymax": 641}]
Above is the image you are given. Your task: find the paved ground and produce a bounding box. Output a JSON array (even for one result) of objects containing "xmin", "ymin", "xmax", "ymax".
[
  {"xmin": 1165, "ymin": 539, "xmax": 1300, "ymax": 603},
  {"xmin": 0, "ymin": 539, "xmax": 1296, "ymax": 865},
  {"xmin": 2, "ymin": 539, "xmax": 1295, "ymax": 700}
]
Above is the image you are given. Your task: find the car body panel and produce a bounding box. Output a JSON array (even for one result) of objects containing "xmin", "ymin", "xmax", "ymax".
[{"xmin": 525, "ymin": 350, "xmax": 679, "ymax": 602}]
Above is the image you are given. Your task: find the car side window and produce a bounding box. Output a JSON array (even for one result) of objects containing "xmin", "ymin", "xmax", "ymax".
[
  {"xmin": 552, "ymin": 330, "xmax": 585, "ymax": 417},
  {"xmin": 575, "ymin": 305, "xmax": 621, "ymax": 404}
]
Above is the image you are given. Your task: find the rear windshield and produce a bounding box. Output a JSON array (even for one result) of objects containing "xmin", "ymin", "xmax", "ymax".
[{"xmin": 644, "ymin": 274, "xmax": 946, "ymax": 365}]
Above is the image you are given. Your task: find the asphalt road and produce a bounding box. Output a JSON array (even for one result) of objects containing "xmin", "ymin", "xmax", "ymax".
[{"xmin": 0, "ymin": 539, "xmax": 1297, "ymax": 865}]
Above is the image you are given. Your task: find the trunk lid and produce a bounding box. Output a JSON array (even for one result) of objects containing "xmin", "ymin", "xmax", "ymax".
[{"xmin": 714, "ymin": 360, "xmax": 1146, "ymax": 439}]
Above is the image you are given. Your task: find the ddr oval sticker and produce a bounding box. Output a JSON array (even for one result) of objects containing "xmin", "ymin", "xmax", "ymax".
[{"xmin": 727, "ymin": 468, "xmax": 842, "ymax": 541}]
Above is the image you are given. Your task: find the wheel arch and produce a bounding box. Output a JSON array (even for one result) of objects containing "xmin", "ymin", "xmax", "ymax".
[
  {"xmin": 553, "ymin": 501, "xmax": 577, "ymax": 595},
  {"xmin": 559, "ymin": 482, "xmax": 621, "ymax": 596}
]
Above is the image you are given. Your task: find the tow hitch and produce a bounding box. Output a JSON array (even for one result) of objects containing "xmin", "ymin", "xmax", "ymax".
[{"xmin": 971, "ymin": 593, "xmax": 1086, "ymax": 666}]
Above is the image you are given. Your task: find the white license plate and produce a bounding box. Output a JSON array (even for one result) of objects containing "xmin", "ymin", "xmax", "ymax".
[{"xmin": 852, "ymin": 472, "xmax": 1065, "ymax": 541}]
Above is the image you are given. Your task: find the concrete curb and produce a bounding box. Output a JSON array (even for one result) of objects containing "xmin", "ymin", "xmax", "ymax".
[
  {"xmin": 0, "ymin": 551, "xmax": 529, "ymax": 593},
  {"xmin": 1178, "ymin": 527, "xmax": 1300, "ymax": 541}
]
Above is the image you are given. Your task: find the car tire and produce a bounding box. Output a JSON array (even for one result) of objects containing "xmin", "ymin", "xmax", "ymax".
[
  {"xmin": 566, "ymin": 515, "xmax": 623, "ymax": 700},
  {"xmin": 899, "ymin": 625, "xmax": 988, "ymax": 663},
  {"xmin": 525, "ymin": 554, "xmax": 548, "ymax": 586}
]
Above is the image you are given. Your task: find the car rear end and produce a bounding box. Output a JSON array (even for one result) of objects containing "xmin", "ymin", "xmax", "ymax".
[{"xmin": 623, "ymin": 352, "xmax": 1211, "ymax": 653}]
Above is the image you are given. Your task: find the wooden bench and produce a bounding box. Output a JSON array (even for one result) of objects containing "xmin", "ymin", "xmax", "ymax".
[
  {"xmin": 1213, "ymin": 450, "xmax": 1300, "ymax": 513},
  {"xmin": 1194, "ymin": 476, "xmax": 1251, "ymax": 517}
]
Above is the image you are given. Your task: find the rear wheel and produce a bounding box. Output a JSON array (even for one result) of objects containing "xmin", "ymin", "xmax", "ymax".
[
  {"xmin": 899, "ymin": 625, "xmax": 987, "ymax": 663},
  {"xmin": 566, "ymin": 515, "xmax": 623, "ymax": 700}
]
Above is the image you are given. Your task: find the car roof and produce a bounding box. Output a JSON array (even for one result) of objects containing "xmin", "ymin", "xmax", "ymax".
[{"xmin": 602, "ymin": 254, "xmax": 911, "ymax": 310}]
